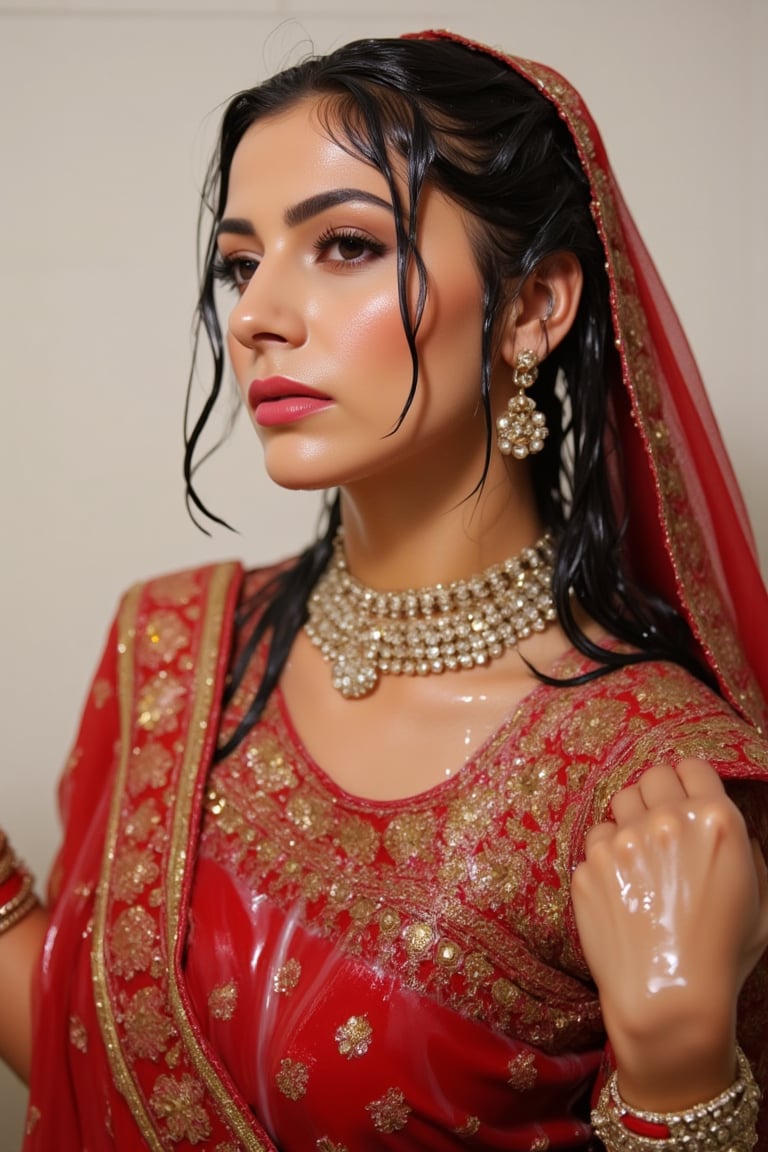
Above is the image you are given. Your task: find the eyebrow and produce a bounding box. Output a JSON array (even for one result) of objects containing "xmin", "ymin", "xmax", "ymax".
[{"xmin": 216, "ymin": 187, "xmax": 393, "ymax": 239}]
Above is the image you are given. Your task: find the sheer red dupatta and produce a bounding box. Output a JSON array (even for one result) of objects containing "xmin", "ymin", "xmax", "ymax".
[{"xmin": 406, "ymin": 30, "xmax": 768, "ymax": 734}]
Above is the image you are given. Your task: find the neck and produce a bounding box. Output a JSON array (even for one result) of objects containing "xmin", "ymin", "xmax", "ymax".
[{"xmin": 338, "ymin": 456, "xmax": 545, "ymax": 590}]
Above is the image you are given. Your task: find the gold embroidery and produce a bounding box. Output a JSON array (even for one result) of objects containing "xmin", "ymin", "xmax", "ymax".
[
  {"xmin": 208, "ymin": 980, "xmax": 238, "ymax": 1021},
  {"xmin": 383, "ymin": 811, "xmax": 437, "ymax": 862},
  {"xmin": 337, "ymin": 815, "xmax": 380, "ymax": 863},
  {"xmin": 435, "ymin": 937, "xmax": 462, "ymax": 968},
  {"xmin": 317, "ymin": 1140, "xmax": 348, "ymax": 1152},
  {"xmin": 123, "ymin": 797, "xmax": 164, "ymax": 846},
  {"xmin": 366, "ymin": 1087, "xmax": 411, "ymax": 1133},
  {"xmin": 507, "ymin": 1050, "xmax": 538, "ymax": 1090},
  {"xmin": 285, "ymin": 789, "xmax": 334, "ymax": 838},
  {"xmin": 139, "ymin": 611, "xmax": 192, "ymax": 669},
  {"xmin": 92, "ymin": 677, "xmax": 114, "ymax": 709},
  {"xmin": 124, "ymin": 986, "xmax": 176, "ymax": 1060},
  {"xmin": 25, "ymin": 1105, "xmax": 41, "ymax": 1135},
  {"xmin": 335, "ymin": 1015, "xmax": 372, "ymax": 1058},
  {"xmin": 108, "ymin": 906, "xmax": 156, "ymax": 979},
  {"xmin": 245, "ymin": 739, "xmax": 298, "ymax": 792},
  {"xmin": 150, "ymin": 1073, "xmax": 212, "ymax": 1143},
  {"xmin": 273, "ymin": 958, "xmax": 301, "ymax": 994},
  {"xmin": 403, "ymin": 921, "xmax": 433, "ymax": 958},
  {"xmin": 530, "ymin": 1137, "xmax": 550, "ymax": 1151},
  {"xmin": 149, "ymin": 571, "xmax": 200, "ymax": 606},
  {"xmin": 275, "ymin": 1057, "xmax": 309, "ymax": 1100},
  {"xmin": 136, "ymin": 671, "xmax": 186, "ymax": 734},
  {"xmin": 112, "ymin": 844, "xmax": 160, "ymax": 903},
  {"xmin": 455, "ymin": 1115, "xmax": 480, "ymax": 1136},
  {"xmin": 69, "ymin": 1015, "xmax": 88, "ymax": 1053},
  {"xmin": 128, "ymin": 744, "xmax": 174, "ymax": 796}
]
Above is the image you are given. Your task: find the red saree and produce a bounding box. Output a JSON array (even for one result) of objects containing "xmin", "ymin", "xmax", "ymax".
[
  {"xmin": 23, "ymin": 564, "xmax": 768, "ymax": 1149},
  {"xmin": 21, "ymin": 30, "xmax": 768, "ymax": 1152}
]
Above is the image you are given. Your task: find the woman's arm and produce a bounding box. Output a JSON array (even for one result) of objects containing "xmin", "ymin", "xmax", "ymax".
[
  {"xmin": 0, "ymin": 901, "xmax": 49, "ymax": 1083},
  {"xmin": 572, "ymin": 758, "xmax": 768, "ymax": 1111}
]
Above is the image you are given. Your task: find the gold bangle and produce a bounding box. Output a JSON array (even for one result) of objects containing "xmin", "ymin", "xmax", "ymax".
[
  {"xmin": 591, "ymin": 1046, "xmax": 760, "ymax": 1151},
  {"xmin": 0, "ymin": 870, "xmax": 39, "ymax": 936},
  {"xmin": 0, "ymin": 848, "xmax": 17, "ymax": 886}
]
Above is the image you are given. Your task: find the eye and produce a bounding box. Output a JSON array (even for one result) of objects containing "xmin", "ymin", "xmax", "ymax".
[
  {"xmin": 212, "ymin": 253, "xmax": 259, "ymax": 293},
  {"xmin": 314, "ymin": 228, "xmax": 387, "ymax": 266}
]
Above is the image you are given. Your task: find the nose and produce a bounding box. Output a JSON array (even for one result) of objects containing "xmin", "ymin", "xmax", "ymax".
[{"xmin": 227, "ymin": 260, "xmax": 306, "ymax": 351}]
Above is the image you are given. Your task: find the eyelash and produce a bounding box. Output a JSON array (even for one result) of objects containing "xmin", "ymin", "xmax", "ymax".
[{"xmin": 212, "ymin": 228, "xmax": 387, "ymax": 292}]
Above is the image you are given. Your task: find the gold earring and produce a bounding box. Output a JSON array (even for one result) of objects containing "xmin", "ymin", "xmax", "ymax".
[{"xmin": 495, "ymin": 349, "xmax": 548, "ymax": 459}]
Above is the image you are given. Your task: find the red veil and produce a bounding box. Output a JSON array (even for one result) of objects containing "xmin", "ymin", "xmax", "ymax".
[{"xmin": 408, "ymin": 30, "xmax": 768, "ymax": 734}]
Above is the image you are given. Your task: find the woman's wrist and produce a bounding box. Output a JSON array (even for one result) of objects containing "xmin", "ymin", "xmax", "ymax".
[
  {"xmin": 592, "ymin": 1045, "xmax": 760, "ymax": 1151},
  {"xmin": 0, "ymin": 832, "xmax": 39, "ymax": 937}
]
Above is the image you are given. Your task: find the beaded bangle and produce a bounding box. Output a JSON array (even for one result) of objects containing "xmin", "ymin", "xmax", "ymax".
[
  {"xmin": 591, "ymin": 1046, "xmax": 760, "ymax": 1151},
  {"xmin": 0, "ymin": 839, "xmax": 39, "ymax": 937}
]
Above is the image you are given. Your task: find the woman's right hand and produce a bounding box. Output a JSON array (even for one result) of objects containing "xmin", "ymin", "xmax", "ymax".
[{"xmin": 571, "ymin": 758, "xmax": 768, "ymax": 1112}]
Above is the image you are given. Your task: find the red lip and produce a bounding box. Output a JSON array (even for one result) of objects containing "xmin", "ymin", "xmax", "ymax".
[
  {"xmin": 248, "ymin": 376, "xmax": 331, "ymax": 408},
  {"xmin": 248, "ymin": 376, "xmax": 334, "ymax": 427}
]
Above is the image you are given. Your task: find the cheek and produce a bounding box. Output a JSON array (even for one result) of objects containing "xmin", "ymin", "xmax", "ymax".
[{"xmin": 331, "ymin": 290, "xmax": 410, "ymax": 365}]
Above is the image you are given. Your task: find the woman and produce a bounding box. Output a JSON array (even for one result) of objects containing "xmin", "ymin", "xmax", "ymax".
[{"xmin": 1, "ymin": 28, "xmax": 767, "ymax": 1151}]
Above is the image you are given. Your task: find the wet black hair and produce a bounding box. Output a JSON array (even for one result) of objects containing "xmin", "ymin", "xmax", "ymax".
[{"xmin": 183, "ymin": 36, "xmax": 714, "ymax": 757}]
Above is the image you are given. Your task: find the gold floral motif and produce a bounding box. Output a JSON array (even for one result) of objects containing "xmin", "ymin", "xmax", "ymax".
[
  {"xmin": 286, "ymin": 789, "xmax": 334, "ymax": 838},
  {"xmin": 378, "ymin": 907, "xmax": 401, "ymax": 935},
  {"xmin": 124, "ymin": 798, "xmax": 163, "ymax": 845},
  {"xmin": 68, "ymin": 1015, "xmax": 88, "ymax": 1053},
  {"xmin": 403, "ymin": 921, "xmax": 433, "ymax": 958},
  {"xmin": 444, "ymin": 791, "xmax": 492, "ymax": 848},
  {"xmin": 561, "ymin": 699, "xmax": 629, "ymax": 759},
  {"xmin": 455, "ymin": 1115, "xmax": 480, "ymax": 1136},
  {"xmin": 335, "ymin": 1014, "xmax": 373, "ymax": 1059},
  {"xmin": 208, "ymin": 980, "xmax": 238, "ymax": 1021},
  {"xmin": 492, "ymin": 978, "xmax": 522, "ymax": 1009},
  {"xmin": 165, "ymin": 1041, "xmax": 182, "ymax": 1068},
  {"xmin": 112, "ymin": 843, "xmax": 160, "ymax": 903},
  {"xmin": 92, "ymin": 677, "xmax": 114, "ymax": 709},
  {"xmin": 529, "ymin": 1137, "xmax": 550, "ymax": 1151},
  {"xmin": 136, "ymin": 671, "xmax": 187, "ymax": 734},
  {"xmin": 365, "ymin": 1087, "xmax": 411, "ymax": 1133},
  {"xmin": 273, "ymin": 957, "xmax": 302, "ymax": 994},
  {"xmin": 108, "ymin": 906, "xmax": 156, "ymax": 979},
  {"xmin": 317, "ymin": 1139, "xmax": 348, "ymax": 1152},
  {"xmin": 383, "ymin": 811, "xmax": 436, "ymax": 863},
  {"xmin": 25, "ymin": 1105, "xmax": 41, "ymax": 1135},
  {"xmin": 123, "ymin": 985, "xmax": 175, "ymax": 1060},
  {"xmin": 245, "ymin": 740, "xmax": 298, "ymax": 792},
  {"xmin": 128, "ymin": 744, "xmax": 174, "ymax": 796},
  {"xmin": 138, "ymin": 611, "xmax": 191, "ymax": 668},
  {"xmin": 148, "ymin": 570, "xmax": 200, "ymax": 607},
  {"xmin": 337, "ymin": 815, "xmax": 380, "ymax": 864},
  {"xmin": 507, "ymin": 1050, "xmax": 538, "ymax": 1091},
  {"xmin": 275, "ymin": 1057, "xmax": 309, "ymax": 1101},
  {"xmin": 463, "ymin": 951, "xmax": 493, "ymax": 987},
  {"xmin": 435, "ymin": 938, "xmax": 462, "ymax": 969},
  {"xmin": 149, "ymin": 1072, "xmax": 212, "ymax": 1143}
]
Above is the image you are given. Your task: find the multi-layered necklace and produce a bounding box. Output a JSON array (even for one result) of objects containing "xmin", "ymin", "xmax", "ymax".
[{"xmin": 305, "ymin": 531, "xmax": 557, "ymax": 699}]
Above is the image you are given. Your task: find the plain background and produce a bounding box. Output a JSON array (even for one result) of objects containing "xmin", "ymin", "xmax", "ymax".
[{"xmin": 1, "ymin": 0, "xmax": 766, "ymax": 1141}]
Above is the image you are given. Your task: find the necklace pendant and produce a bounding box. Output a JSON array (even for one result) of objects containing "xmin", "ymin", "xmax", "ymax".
[{"xmin": 331, "ymin": 653, "xmax": 379, "ymax": 699}]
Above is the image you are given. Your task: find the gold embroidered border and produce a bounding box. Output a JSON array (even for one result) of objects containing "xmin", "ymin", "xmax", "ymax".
[
  {"xmin": 92, "ymin": 581, "xmax": 166, "ymax": 1152},
  {"xmin": 161, "ymin": 564, "xmax": 270, "ymax": 1152}
]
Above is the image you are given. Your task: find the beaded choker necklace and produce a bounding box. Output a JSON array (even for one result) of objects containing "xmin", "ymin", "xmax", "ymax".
[{"xmin": 305, "ymin": 531, "xmax": 557, "ymax": 699}]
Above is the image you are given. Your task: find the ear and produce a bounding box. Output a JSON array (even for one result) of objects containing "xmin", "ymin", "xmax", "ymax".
[{"xmin": 498, "ymin": 251, "xmax": 583, "ymax": 368}]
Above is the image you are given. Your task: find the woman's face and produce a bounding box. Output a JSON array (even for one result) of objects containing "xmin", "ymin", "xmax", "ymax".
[{"xmin": 218, "ymin": 97, "xmax": 500, "ymax": 497}]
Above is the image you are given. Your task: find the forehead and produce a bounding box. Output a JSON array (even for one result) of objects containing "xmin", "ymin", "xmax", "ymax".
[{"xmin": 225, "ymin": 98, "xmax": 391, "ymax": 210}]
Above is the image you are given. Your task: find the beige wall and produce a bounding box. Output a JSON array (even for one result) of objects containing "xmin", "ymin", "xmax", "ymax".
[{"xmin": 0, "ymin": 0, "xmax": 765, "ymax": 1142}]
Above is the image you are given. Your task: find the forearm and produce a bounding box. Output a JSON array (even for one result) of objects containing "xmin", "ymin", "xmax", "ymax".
[{"xmin": 0, "ymin": 903, "xmax": 48, "ymax": 1083}]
